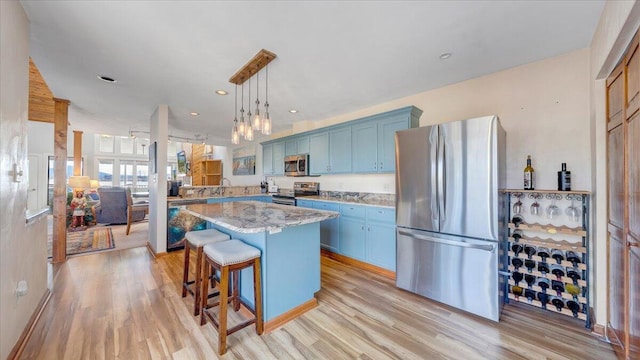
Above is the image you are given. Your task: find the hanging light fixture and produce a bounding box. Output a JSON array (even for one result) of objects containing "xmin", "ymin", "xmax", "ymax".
[
  {"xmin": 253, "ymin": 69, "xmax": 261, "ymax": 130},
  {"xmin": 238, "ymin": 82, "xmax": 246, "ymax": 137},
  {"xmin": 245, "ymin": 77, "xmax": 254, "ymax": 141},
  {"xmin": 231, "ymin": 84, "xmax": 240, "ymax": 144},
  {"xmin": 262, "ymin": 64, "xmax": 272, "ymax": 135},
  {"xmin": 228, "ymin": 49, "xmax": 277, "ymax": 142}
]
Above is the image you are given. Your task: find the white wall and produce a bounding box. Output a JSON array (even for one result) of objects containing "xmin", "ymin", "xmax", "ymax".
[
  {"xmin": 589, "ymin": 0, "xmax": 640, "ymax": 329},
  {"xmin": 0, "ymin": 2, "xmax": 49, "ymax": 357}
]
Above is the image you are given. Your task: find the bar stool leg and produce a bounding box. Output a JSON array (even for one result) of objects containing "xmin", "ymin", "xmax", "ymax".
[
  {"xmin": 232, "ymin": 270, "xmax": 240, "ymax": 311},
  {"xmin": 218, "ymin": 266, "xmax": 230, "ymax": 355},
  {"xmin": 200, "ymin": 260, "xmax": 210, "ymax": 326},
  {"xmin": 181, "ymin": 243, "xmax": 191, "ymax": 298},
  {"xmin": 253, "ymin": 257, "xmax": 264, "ymax": 335},
  {"xmin": 193, "ymin": 246, "xmax": 204, "ymax": 316}
]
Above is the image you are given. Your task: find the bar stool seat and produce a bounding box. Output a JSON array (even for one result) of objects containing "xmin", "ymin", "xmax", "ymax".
[
  {"xmin": 182, "ymin": 228, "xmax": 231, "ymax": 316},
  {"xmin": 201, "ymin": 239, "xmax": 263, "ymax": 355}
]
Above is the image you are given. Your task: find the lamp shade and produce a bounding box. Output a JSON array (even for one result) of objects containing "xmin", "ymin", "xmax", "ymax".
[
  {"xmin": 90, "ymin": 179, "xmax": 100, "ymax": 189},
  {"xmin": 68, "ymin": 176, "xmax": 91, "ymax": 190}
]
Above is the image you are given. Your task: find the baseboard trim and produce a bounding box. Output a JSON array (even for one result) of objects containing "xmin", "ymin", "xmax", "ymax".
[
  {"xmin": 321, "ymin": 249, "xmax": 396, "ymax": 280},
  {"xmin": 8, "ymin": 288, "xmax": 52, "ymax": 360},
  {"xmin": 145, "ymin": 242, "xmax": 169, "ymax": 259},
  {"xmin": 592, "ymin": 324, "xmax": 606, "ymax": 338},
  {"xmin": 263, "ymin": 298, "xmax": 318, "ymax": 333}
]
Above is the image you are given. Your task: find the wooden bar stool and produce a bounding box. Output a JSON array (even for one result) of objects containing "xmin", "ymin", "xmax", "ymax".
[
  {"xmin": 182, "ymin": 228, "xmax": 231, "ymax": 316},
  {"xmin": 200, "ymin": 239, "xmax": 263, "ymax": 355}
]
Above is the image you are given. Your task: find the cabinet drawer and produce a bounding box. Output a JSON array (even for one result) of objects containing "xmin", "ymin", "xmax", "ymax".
[
  {"xmin": 366, "ymin": 207, "xmax": 395, "ymax": 223},
  {"xmin": 313, "ymin": 201, "xmax": 340, "ymax": 212},
  {"xmin": 297, "ymin": 200, "xmax": 314, "ymax": 208},
  {"xmin": 340, "ymin": 204, "xmax": 366, "ymax": 218}
]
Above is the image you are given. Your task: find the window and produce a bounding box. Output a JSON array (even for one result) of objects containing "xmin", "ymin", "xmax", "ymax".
[
  {"xmin": 136, "ymin": 138, "xmax": 150, "ymax": 155},
  {"xmin": 99, "ymin": 135, "xmax": 114, "ymax": 153},
  {"xmin": 46, "ymin": 156, "xmax": 83, "ymax": 207},
  {"xmin": 120, "ymin": 137, "xmax": 134, "ymax": 154},
  {"xmin": 136, "ymin": 162, "xmax": 149, "ymax": 189},
  {"xmin": 98, "ymin": 159, "xmax": 114, "ymax": 186},
  {"xmin": 120, "ymin": 160, "xmax": 134, "ymax": 187}
]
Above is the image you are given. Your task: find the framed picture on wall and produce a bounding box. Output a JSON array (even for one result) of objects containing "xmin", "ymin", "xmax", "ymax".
[{"xmin": 149, "ymin": 141, "xmax": 157, "ymax": 174}]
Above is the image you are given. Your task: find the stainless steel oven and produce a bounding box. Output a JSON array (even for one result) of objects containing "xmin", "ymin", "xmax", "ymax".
[
  {"xmin": 284, "ymin": 154, "xmax": 309, "ymax": 177},
  {"xmin": 272, "ymin": 194, "xmax": 296, "ymax": 206},
  {"xmin": 271, "ymin": 182, "xmax": 319, "ymax": 206}
]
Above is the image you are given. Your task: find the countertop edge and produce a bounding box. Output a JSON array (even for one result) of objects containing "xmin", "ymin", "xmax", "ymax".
[
  {"xmin": 26, "ymin": 207, "xmax": 50, "ymax": 224},
  {"xmin": 297, "ymin": 196, "xmax": 395, "ymax": 209}
]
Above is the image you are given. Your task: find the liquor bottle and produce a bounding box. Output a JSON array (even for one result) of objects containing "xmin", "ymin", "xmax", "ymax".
[
  {"xmin": 524, "ymin": 155, "xmax": 535, "ymax": 190},
  {"xmin": 557, "ymin": 163, "xmax": 571, "ymax": 191}
]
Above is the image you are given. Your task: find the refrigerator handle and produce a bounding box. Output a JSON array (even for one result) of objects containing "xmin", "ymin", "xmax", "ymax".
[
  {"xmin": 398, "ymin": 230, "xmax": 495, "ymax": 252},
  {"xmin": 437, "ymin": 129, "xmax": 445, "ymax": 228},
  {"xmin": 429, "ymin": 127, "xmax": 439, "ymax": 226}
]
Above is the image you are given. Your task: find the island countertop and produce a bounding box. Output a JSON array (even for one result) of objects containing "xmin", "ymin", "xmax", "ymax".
[{"xmin": 182, "ymin": 201, "xmax": 339, "ymax": 234}]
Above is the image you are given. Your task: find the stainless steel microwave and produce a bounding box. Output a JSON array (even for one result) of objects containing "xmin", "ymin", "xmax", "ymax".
[{"xmin": 284, "ymin": 154, "xmax": 309, "ymax": 176}]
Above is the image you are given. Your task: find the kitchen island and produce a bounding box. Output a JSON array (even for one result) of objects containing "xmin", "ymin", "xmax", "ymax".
[{"xmin": 182, "ymin": 201, "xmax": 339, "ymax": 331}]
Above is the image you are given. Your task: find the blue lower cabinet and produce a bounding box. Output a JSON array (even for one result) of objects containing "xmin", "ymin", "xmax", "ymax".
[
  {"xmin": 340, "ymin": 217, "xmax": 366, "ymax": 261},
  {"xmin": 313, "ymin": 201, "xmax": 340, "ymax": 253},
  {"xmin": 367, "ymin": 222, "xmax": 396, "ymax": 270}
]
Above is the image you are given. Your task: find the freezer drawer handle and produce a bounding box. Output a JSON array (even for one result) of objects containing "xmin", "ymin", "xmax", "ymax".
[{"xmin": 398, "ymin": 230, "xmax": 495, "ymax": 252}]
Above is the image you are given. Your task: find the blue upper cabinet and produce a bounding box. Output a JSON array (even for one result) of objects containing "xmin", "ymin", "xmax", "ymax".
[
  {"xmin": 309, "ymin": 133, "xmax": 329, "ymax": 174},
  {"xmin": 310, "ymin": 127, "xmax": 351, "ymax": 174},
  {"xmin": 352, "ymin": 122, "xmax": 378, "ymax": 173},
  {"xmin": 262, "ymin": 143, "xmax": 273, "ymax": 175},
  {"xmin": 272, "ymin": 141, "xmax": 285, "ymax": 175},
  {"xmin": 261, "ymin": 106, "xmax": 422, "ymax": 176}
]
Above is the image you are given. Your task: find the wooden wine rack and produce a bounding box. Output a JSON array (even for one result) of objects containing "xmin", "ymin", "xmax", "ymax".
[{"xmin": 504, "ymin": 190, "xmax": 591, "ymax": 328}]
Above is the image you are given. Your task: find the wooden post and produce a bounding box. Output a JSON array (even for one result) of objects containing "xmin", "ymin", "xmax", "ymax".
[
  {"xmin": 73, "ymin": 130, "xmax": 82, "ymax": 176},
  {"xmin": 52, "ymin": 98, "xmax": 70, "ymax": 263}
]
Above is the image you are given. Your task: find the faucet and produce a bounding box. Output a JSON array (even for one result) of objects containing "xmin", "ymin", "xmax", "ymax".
[{"xmin": 221, "ymin": 177, "xmax": 231, "ymax": 186}]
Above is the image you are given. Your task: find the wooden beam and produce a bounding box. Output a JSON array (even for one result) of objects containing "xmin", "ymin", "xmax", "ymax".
[
  {"xmin": 28, "ymin": 58, "xmax": 55, "ymax": 123},
  {"xmin": 73, "ymin": 131, "xmax": 82, "ymax": 176},
  {"xmin": 52, "ymin": 98, "xmax": 70, "ymax": 263},
  {"xmin": 229, "ymin": 49, "xmax": 277, "ymax": 85}
]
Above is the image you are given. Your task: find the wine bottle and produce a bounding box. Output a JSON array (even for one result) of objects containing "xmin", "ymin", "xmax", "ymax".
[
  {"xmin": 537, "ymin": 262, "xmax": 549, "ymax": 275},
  {"xmin": 525, "ymin": 274, "xmax": 536, "ymax": 288},
  {"xmin": 512, "ymin": 258, "xmax": 524, "ymax": 270},
  {"xmin": 551, "ymin": 249, "xmax": 565, "ymax": 264},
  {"xmin": 566, "ymin": 251, "xmax": 581, "ymax": 267},
  {"xmin": 537, "ymin": 247, "xmax": 550, "ymax": 262},
  {"xmin": 551, "ymin": 280, "xmax": 565, "ymax": 296},
  {"xmin": 557, "ymin": 163, "xmax": 571, "ymax": 191},
  {"xmin": 512, "ymin": 271, "xmax": 524, "ymax": 285},
  {"xmin": 511, "ymin": 243, "xmax": 524, "ymax": 257},
  {"xmin": 566, "ymin": 268, "xmax": 581, "ymax": 285},
  {"xmin": 537, "ymin": 292, "xmax": 550, "ymax": 310},
  {"xmin": 567, "ymin": 300, "xmax": 581, "ymax": 318},
  {"xmin": 525, "ymin": 259, "xmax": 536, "ymax": 273},
  {"xmin": 552, "ymin": 297, "xmax": 565, "ymax": 312},
  {"xmin": 524, "ymin": 155, "xmax": 535, "ymax": 190},
  {"xmin": 537, "ymin": 278, "xmax": 550, "ymax": 293},
  {"xmin": 524, "ymin": 244, "xmax": 537, "ymax": 259},
  {"xmin": 566, "ymin": 283, "xmax": 581, "ymax": 300},
  {"xmin": 512, "ymin": 229, "xmax": 523, "ymax": 241}
]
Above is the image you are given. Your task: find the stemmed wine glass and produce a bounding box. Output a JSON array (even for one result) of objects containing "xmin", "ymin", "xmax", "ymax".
[
  {"xmin": 546, "ymin": 194, "xmax": 561, "ymax": 219},
  {"xmin": 529, "ymin": 193, "xmax": 542, "ymax": 216},
  {"xmin": 565, "ymin": 195, "xmax": 582, "ymax": 222},
  {"xmin": 512, "ymin": 193, "xmax": 524, "ymax": 214}
]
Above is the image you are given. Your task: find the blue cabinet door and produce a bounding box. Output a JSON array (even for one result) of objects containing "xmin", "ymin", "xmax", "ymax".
[
  {"xmin": 272, "ymin": 141, "xmax": 285, "ymax": 175},
  {"xmin": 314, "ymin": 201, "xmax": 340, "ymax": 253},
  {"xmin": 329, "ymin": 127, "xmax": 352, "ymax": 173},
  {"xmin": 340, "ymin": 217, "xmax": 366, "ymax": 261},
  {"xmin": 297, "ymin": 136, "xmax": 310, "ymax": 154},
  {"xmin": 352, "ymin": 122, "xmax": 378, "ymax": 173},
  {"xmin": 309, "ymin": 133, "xmax": 329, "ymax": 174},
  {"xmin": 378, "ymin": 117, "xmax": 407, "ymax": 173},
  {"xmin": 285, "ymin": 138, "xmax": 298, "ymax": 156},
  {"xmin": 262, "ymin": 143, "xmax": 273, "ymax": 175},
  {"xmin": 367, "ymin": 222, "xmax": 396, "ymax": 271}
]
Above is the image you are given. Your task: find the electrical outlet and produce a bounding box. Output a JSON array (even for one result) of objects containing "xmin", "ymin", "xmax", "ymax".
[{"xmin": 15, "ymin": 280, "xmax": 28, "ymax": 297}]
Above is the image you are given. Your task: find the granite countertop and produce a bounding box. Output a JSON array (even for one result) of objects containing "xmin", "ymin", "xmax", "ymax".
[
  {"xmin": 182, "ymin": 200, "xmax": 339, "ymax": 234},
  {"xmin": 168, "ymin": 194, "xmax": 270, "ymax": 203},
  {"xmin": 298, "ymin": 196, "xmax": 395, "ymax": 209}
]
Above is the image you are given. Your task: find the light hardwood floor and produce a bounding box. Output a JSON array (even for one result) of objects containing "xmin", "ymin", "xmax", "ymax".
[{"xmin": 21, "ymin": 247, "xmax": 616, "ymax": 359}]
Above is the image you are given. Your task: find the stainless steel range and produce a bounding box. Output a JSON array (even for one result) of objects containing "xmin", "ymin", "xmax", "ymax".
[{"xmin": 272, "ymin": 182, "xmax": 319, "ymax": 206}]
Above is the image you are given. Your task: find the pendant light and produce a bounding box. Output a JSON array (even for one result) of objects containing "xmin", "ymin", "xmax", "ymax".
[
  {"xmin": 244, "ymin": 77, "xmax": 254, "ymax": 141},
  {"xmin": 262, "ymin": 64, "xmax": 272, "ymax": 135},
  {"xmin": 231, "ymin": 84, "xmax": 240, "ymax": 145},
  {"xmin": 238, "ymin": 82, "xmax": 246, "ymax": 137},
  {"xmin": 253, "ymin": 69, "xmax": 261, "ymax": 130}
]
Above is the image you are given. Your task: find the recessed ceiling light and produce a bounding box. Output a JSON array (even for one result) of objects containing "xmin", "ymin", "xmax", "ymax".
[
  {"xmin": 97, "ymin": 75, "xmax": 117, "ymax": 83},
  {"xmin": 215, "ymin": 90, "xmax": 228, "ymax": 95},
  {"xmin": 190, "ymin": 112, "xmax": 200, "ymax": 116},
  {"xmin": 289, "ymin": 109, "xmax": 298, "ymax": 113},
  {"xmin": 439, "ymin": 53, "xmax": 452, "ymax": 60}
]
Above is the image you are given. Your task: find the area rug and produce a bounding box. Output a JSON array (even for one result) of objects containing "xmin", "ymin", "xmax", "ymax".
[{"xmin": 47, "ymin": 227, "xmax": 115, "ymax": 257}]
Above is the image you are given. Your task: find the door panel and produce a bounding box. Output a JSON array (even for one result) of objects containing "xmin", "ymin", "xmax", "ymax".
[
  {"xmin": 272, "ymin": 142, "xmax": 285, "ymax": 175},
  {"xmin": 629, "ymin": 112, "xmax": 640, "ymax": 239},
  {"xmin": 27, "ymin": 155, "xmax": 39, "ymax": 211},
  {"xmin": 309, "ymin": 133, "xmax": 329, "ymax": 174},
  {"xmin": 629, "ymin": 240, "xmax": 640, "ymax": 359},
  {"xmin": 609, "ymin": 229, "xmax": 627, "ymax": 346},
  {"xmin": 352, "ymin": 122, "xmax": 378, "ymax": 173},
  {"xmin": 378, "ymin": 117, "xmax": 407, "ymax": 172},
  {"xmin": 608, "ymin": 125, "xmax": 624, "ymax": 228},
  {"xmin": 340, "ymin": 217, "xmax": 366, "ymax": 261},
  {"xmin": 395, "ymin": 126, "xmax": 438, "ymax": 232},
  {"xmin": 626, "ymin": 36, "xmax": 640, "ymax": 119},
  {"xmin": 439, "ymin": 116, "xmax": 500, "ymax": 241},
  {"xmin": 368, "ymin": 222, "xmax": 396, "ymax": 271},
  {"xmin": 329, "ymin": 127, "xmax": 352, "ymax": 173}
]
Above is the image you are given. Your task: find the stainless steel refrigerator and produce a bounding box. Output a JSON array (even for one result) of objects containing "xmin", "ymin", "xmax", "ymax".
[{"xmin": 395, "ymin": 115, "xmax": 506, "ymax": 321}]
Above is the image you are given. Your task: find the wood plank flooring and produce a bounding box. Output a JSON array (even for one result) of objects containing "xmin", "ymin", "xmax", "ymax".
[{"xmin": 20, "ymin": 247, "xmax": 616, "ymax": 359}]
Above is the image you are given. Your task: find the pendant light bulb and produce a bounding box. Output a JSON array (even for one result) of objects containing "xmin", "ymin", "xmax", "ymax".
[
  {"xmin": 245, "ymin": 122, "xmax": 254, "ymax": 141},
  {"xmin": 231, "ymin": 122, "xmax": 239, "ymax": 145},
  {"xmin": 245, "ymin": 77, "xmax": 253, "ymax": 141},
  {"xmin": 262, "ymin": 112, "xmax": 271, "ymax": 135},
  {"xmin": 239, "ymin": 82, "xmax": 246, "ymax": 137},
  {"xmin": 253, "ymin": 70, "xmax": 261, "ymax": 129},
  {"xmin": 262, "ymin": 64, "xmax": 272, "ymax": 135}
]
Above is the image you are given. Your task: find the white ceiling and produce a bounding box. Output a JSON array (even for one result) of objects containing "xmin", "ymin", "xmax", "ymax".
[{"xmin": 21, "ymin": 1, "xmax": 604, "ymax": 146}]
